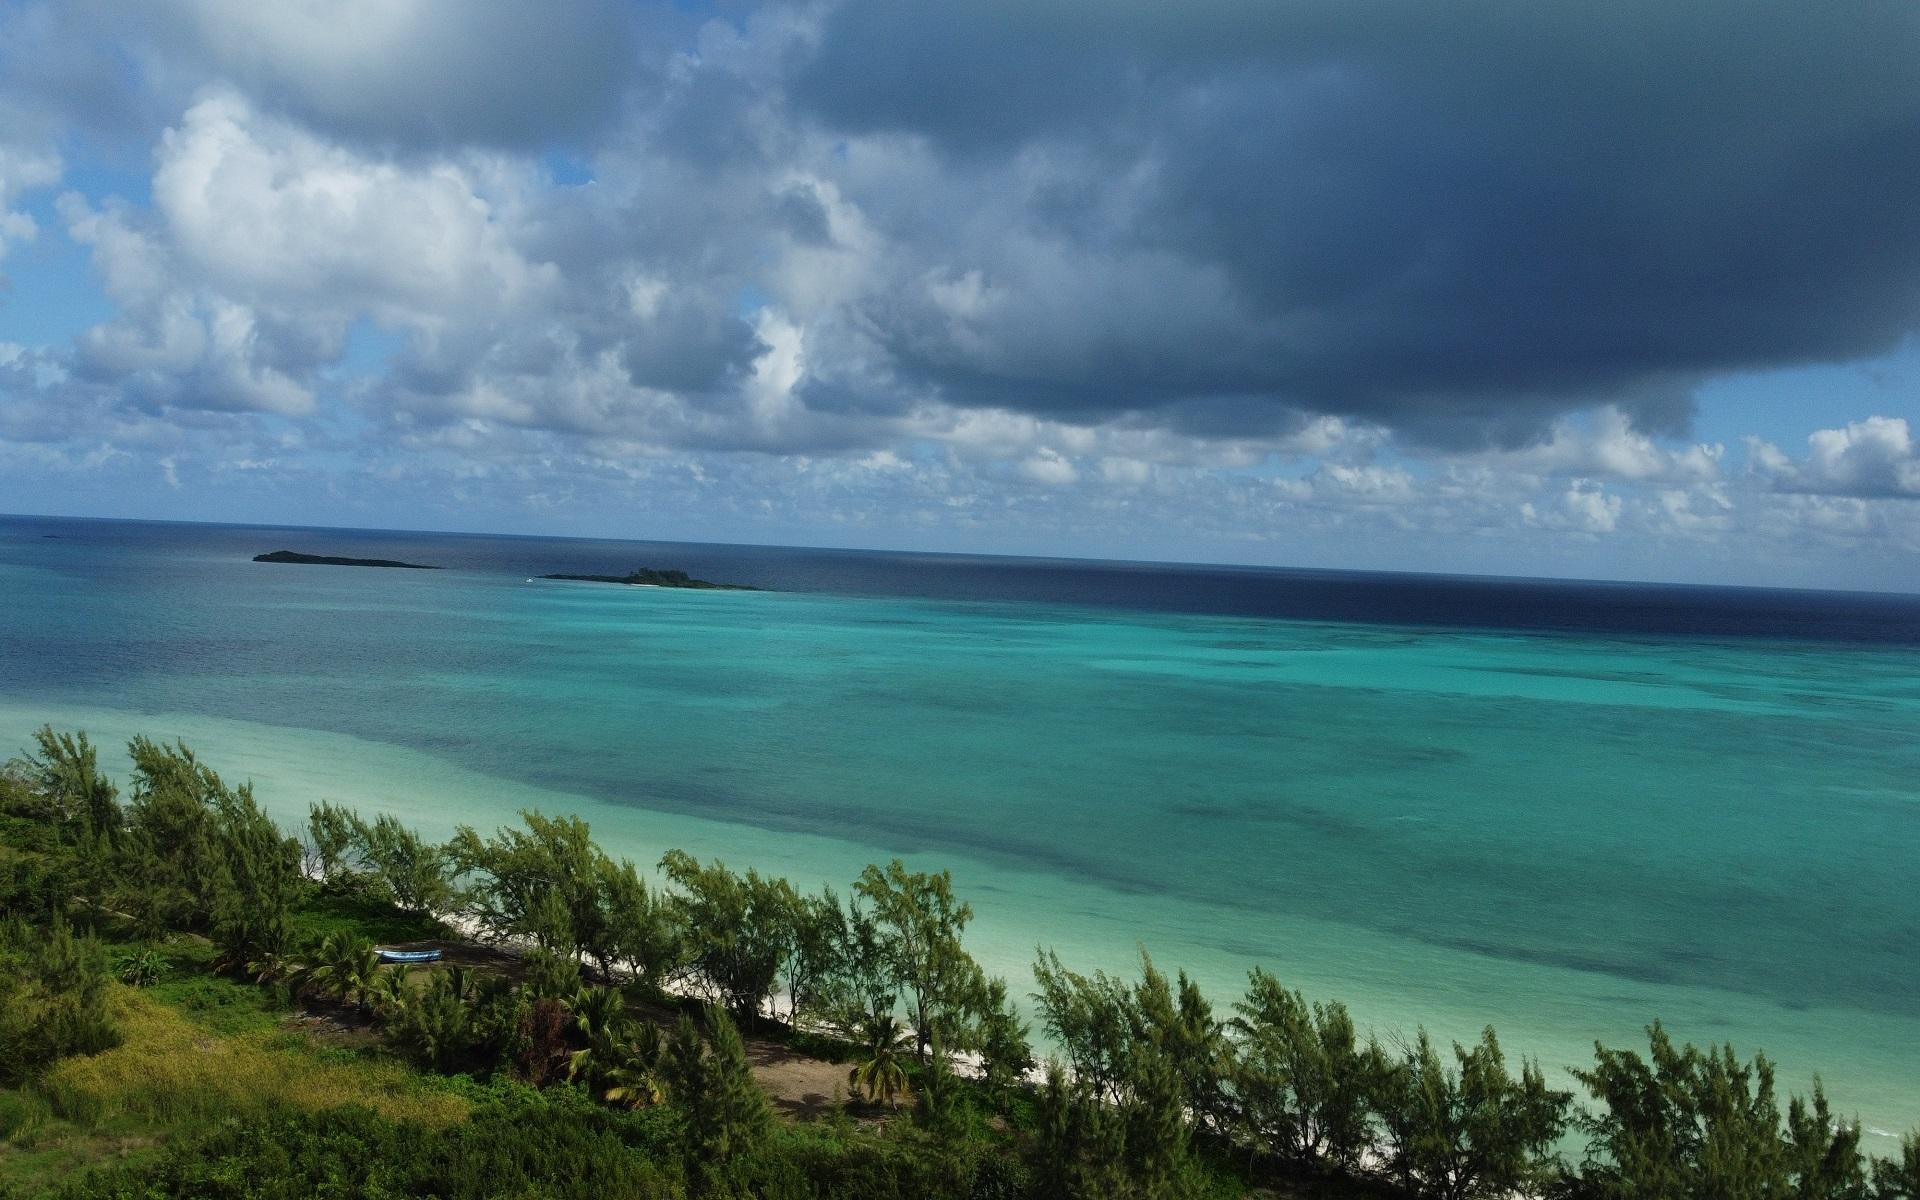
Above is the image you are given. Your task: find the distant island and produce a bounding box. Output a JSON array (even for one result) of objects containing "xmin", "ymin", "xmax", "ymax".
[
  {"xmin": 539, "ymin": 566, "xmax": 758, "ymax": 590},
  {"xmin": 254, "ymin": 549, "xmax": 441, "ymax": 570}
]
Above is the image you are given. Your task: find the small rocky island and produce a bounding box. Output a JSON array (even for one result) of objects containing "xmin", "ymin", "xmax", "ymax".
[
  {"xmin": 254, "ymin": 550, "xmax": 441, "ymax": 570},
  {"xmin": 539, "ymin": 567, "xmax": 758, "ymax": 590}
]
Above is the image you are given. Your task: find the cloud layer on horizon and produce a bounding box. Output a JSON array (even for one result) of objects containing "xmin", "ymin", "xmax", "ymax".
[{"xmin": 0, "ymin": 0, "xmax": 1917, "ymax": 586}]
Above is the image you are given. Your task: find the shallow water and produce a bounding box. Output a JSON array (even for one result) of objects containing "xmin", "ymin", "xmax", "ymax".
[{"xmin": 3, "ymin": 515, "xmax": 1917, "ymax": 1145}]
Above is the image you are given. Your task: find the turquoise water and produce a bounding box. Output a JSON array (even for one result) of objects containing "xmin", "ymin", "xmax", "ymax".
[{"xmin": 2, "ymin": 517, "xmax": 1917, "ymax": 1144}]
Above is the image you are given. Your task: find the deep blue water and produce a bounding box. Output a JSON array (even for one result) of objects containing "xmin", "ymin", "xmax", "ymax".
[{"xmin": 15, "ymin": 513, "xmax": 1920, "ymax": 643}]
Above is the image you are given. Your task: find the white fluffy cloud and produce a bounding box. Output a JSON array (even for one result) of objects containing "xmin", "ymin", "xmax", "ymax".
[
  {"xmin": 0, "ymin": 145, "xmax": 59, "ymax": 263},
  {"xmin": 1471, "ymin": 408, "xmax": 1724, "ymax": 486},
  {"xmin": 1750, "ymin": 417, "xmax": 1920, "ymax": 499},
  {"xmin": 60, "ymin": 91, "xmax": 563, "ymax": 416},
  {"xmin": 1523, "ymin": 480, "xmax": 1622, "ymax": 534},
  {"xmin": 152, "ymin": 92, "xmax": 556, "ymax": 320}
]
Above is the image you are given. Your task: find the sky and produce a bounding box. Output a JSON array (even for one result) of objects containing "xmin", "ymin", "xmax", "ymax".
[{"xmin": 0, "ymin": 1, "xmax": 1917, "ymax": 590}]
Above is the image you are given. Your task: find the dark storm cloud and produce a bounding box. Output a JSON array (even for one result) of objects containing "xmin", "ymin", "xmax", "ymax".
[{"xmin": 788, "ymin": 0, "xmax": 1920, "ymax": 445}]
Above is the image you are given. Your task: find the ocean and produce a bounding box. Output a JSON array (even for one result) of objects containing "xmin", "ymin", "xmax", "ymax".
[{"xmin": 2, "ymin": 513, "xmax": 1917, "ymax": 1145}]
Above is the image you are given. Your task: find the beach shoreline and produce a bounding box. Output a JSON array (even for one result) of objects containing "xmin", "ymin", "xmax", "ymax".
[{"xmin": 2, "ymin": 698, "xmax": 1914, "ymax": 1150}]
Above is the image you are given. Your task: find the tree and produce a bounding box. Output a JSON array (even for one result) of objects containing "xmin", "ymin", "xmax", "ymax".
[
  {"xmin": 569, "ymin": 983, "xmax": 629, "ymax": 1042},
  {"xmin": 517, "ymin": 994, "xmax": 572, "ymax": 1086},
  {"xmin": 667, "ymin": 1007, "xmax": 769, "ymax": 1196},
  {"xmin": 1374, "ymin": 1026, "xmax": 1568, "ymax": 1200},
  {"xmin": 0, "ymin": 913, "xmax": 119, "ymax": 1082},
  {"xmin": 569, "ymin": 990, "xmax": 669, "ymax": 1111},
  {"xmin": 855, "ymin": 859, "xmax": 984, "ymax": 1065},
  {"xmin": 659, "ymin": 850, "xmax": 788, "ymax": 1020},
  {"xmin": 976, "ymin": 976, "xmax": 1035, "ymax": 1104},
  {"xmin": 1574, "ymin": 1023, "xmax": 1797, "ymax": 1199},
  {"xmin": 306, "ymin": 803, "xmax": 454, "ymax": 915},
  {"xmin": 207, "ymin": 782, "xmax": 301, "ymax": 972},
  {"xmin": 305, "ymin": 932, "xmax": 385, "ymax": 1015},
  {"xmin": 121, "ymin": 736, "xmax": 230, "ymax": 931},
  {"xmin": 11, "ymin": 726, "xmax": 121, "ymax": 845},
  {"xmin": 1032, "ymin": 949, "xmax": 1218, "ymax": 1196},
  {"xmin": 847, "ymin": 1009, "xmax": 913, "ymax": 1109},
  {"xmin": 365, "ymin": 963, "xmax": 411, "ymax": 1019},
  {"xmin": 522, "ymin": 946, "xmax": 583, "ymax": 1001},
  {"xmin": 1121, "ymin": 1040, "xmax": 1195, "ymax": 1198},
  {"xmin": 1033, "ymin": 948, "xmax": 1138, "ymax": 1104},
  {"xmin": 813, "ymin": 897, "xmax": 895, "ymax": 1036},
  {"xmin": 1875, "ymin": 1132, "xmax": 1920, "ymax": 1200},
  {"xmin": 355, "ymin": 813, "xmax": 453, "ymax": 916},
  {"xmin": 1034, "ymin": 1056, "xmax": 1188, "ymax": 1200},
  {"xmin": 450, "ymin": 811, "xmax": 609, "ymax": 963},
  {"xmin": 1784, "ymin": 1080, "xmax": 1869, "ymax": 1200},
  {"xmin": 594, "ymin": 854, "xmax": 679, "ymax": 987},
  {"xmin": 1033, "ymin": 949, "xmax": 1221, "ymax": 1115},
  {"xmin": 114, "ymin": 736, "xmax": 299, "ymax": 969},
  {"xmin": 1138, "ymin": 958, "xmax": 1231, "ymax": 1136},
  {"xmin": 387, "ymin": 966, "xmax": 478, "ymax": 1072},
  {"xmin": 305, "ymin": 800, "xmax": 359, "ymax": 883},
  {"xmin": 599, "ymin": 1026, "xmax": 670, "ymax": 1110},
  {"xmin": 779, "ymin": 884, "xmax": 846, "ymax": 1025},
  {"xmin": 1231, "ymin": 968, "xmax": 1379, "ymax": 1171}
]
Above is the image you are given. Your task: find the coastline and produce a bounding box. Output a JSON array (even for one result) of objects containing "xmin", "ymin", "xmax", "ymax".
[{"xmin": 1, "ymin": 697, "xmax": 1914, "ymax": 1149}]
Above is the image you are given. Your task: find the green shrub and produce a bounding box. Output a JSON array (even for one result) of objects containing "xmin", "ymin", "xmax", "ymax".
[
  {"xmin": 0, "ymin": 915, "xmax": 119, "ymax": 1084},
  {"xmin": 0, "ymin": 1089, "xmax": 52, "ymax": 1141},
  {"xmin": 55, "ymin": 1103, "xmax": 679, "ymax": 1200}
]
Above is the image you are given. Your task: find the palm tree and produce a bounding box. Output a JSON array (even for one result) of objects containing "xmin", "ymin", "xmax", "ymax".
[
  {"xmin": 388, "ymin": 967, "xmax": 476, "ymax": 1072},
  {"xmin": 848, "ymin": 1010, "xmax": 913, "ymax": 1110},
  {"xmin": 571, "ymin": 984, "xmax": 630, "ymax": 1041},
  {"xmin": 307, "ymin": 932, "xmax": 383, "ymax": 1015},
  {"xmin": 603, "ymin": 1050, "xmax": 670, "ymax": 1110},
  {"xmin": 575, "ymin": 1023, "xmax": 670, "ymax": 1109},
  {"xmin": 565, "ymin": 983, "xmax": 638, "ymax": 1094},
  {"xmin": 254, "ymin": 938, "xmax": 327, "ymax": 999},
  {"xmin": 365, "ymin": 964, "xmax": 411, "ymax": 1021},
  {"xmin": 291, "ymin": 931, "xmax": 346, "ymax": 997}
]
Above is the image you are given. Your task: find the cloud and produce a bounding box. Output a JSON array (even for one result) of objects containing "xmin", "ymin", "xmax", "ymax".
[
  {"xmin": 0, "ymin": 145, "xmax": 59, "ymax": 263},
  {"xmin": 789, "ymin": 0, "xmax": 1920, "ymax": 444},
  {"xmin": 151, "ymin": 92, "xmax": 557, "ymax": 321},
  {"xmin": 148, "ymin": 0, "xmax": 641, "ymax": 150},
  {"xmin": 23, "ymin": 1, "xmax": 1920, "ymax": 460},
  {"xmin": 1522, "ymin": 480, "xmax": 1622, "ymax": 534},
  {"xmin": 1463, "ymin": 408, "xmax": 1724, "ymax": 486},
  {"xmin": 1018, "ymin": 447, "xmax": 1078, "ymax": 486},
  {"xmin": 1310, "ymin": 464, "xmax": 1417, "ymax": 505},
  {"xmin": 1751, "ymin": 417, "xmax": 1920, "ymax": 499},
  {"xmin": 3, "ymin": 0, "xmax": 1920, "ymax": 587},
  {"xmin": 55, "ymin": 91, "xmax": 565, "ymax": 416}
]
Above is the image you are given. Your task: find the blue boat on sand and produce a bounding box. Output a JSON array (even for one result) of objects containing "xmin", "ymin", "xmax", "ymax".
[{"xmin": 377, "ymin": 948, "xmax": 442, "ymax": 964}]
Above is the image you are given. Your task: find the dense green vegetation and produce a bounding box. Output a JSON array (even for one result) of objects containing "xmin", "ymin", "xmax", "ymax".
[{"xmin": 2, "ymin": 724, "xmax": 1916, "ymax": 1199}]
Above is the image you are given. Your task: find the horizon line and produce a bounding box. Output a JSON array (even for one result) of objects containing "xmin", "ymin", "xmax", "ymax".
[{"xmin": 6, "ymin": 507, "xmax": 1918, "ymax": 601}]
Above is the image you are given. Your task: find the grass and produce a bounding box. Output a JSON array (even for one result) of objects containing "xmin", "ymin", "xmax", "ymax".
[
  {"xmin": 0, "ymin": 984, "xmax": 469, "ymax": 1194},
  {"xmin": 41, "ymin": 986, "xmax": 469, "ymax": 1127},
  {"xmin": 147, "ymin": 970, "xmax": 289, "ymax": 1036},
  {"xmin": 289, "ymin": 888, "xmax": 451, "ymax": 947},
  {"xmin": 0, "ymin": 1106, "xmax": 165, "ymax": 1198}
]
